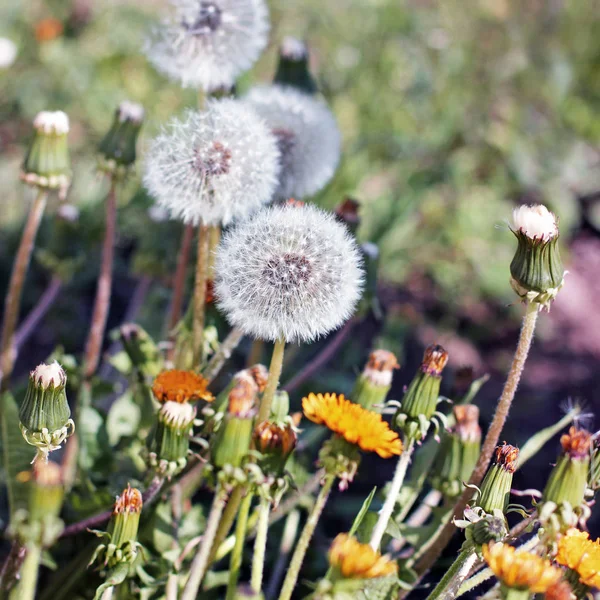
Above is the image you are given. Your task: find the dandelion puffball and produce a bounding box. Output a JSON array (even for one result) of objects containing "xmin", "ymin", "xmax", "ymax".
[
  {"xmin": 243, "ymin": 85, "xmax": 341, "ymax": 200},
  {"xmin": 143, "ymin": 99, "xmax": 280, "ymax": 226},
  {"xmin": 146, "ymin": 0, "xmax": 270, "ymax": 92},
  {"xmin": 214, "ymin": 203, "xmax": 364, "ymax": 343}
]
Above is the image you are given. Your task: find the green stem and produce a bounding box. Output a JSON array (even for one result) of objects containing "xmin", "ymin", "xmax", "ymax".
[
  {"xmin": 278, "ymin": 474, "xmax": 335, "ymax": 600},
  {"xmin": 457, "ymin": 567, "xmax": 494, "ymax": 598},
  {"xmin": 13, "ymin": 544, "xmax": 41, "ymax": 600},
  {"xmin": 193, "ymin": 224, "xmax": 210, "ymax": 369},
  {"xmin": 208, "ymin": 485, "xmax": 244, "ymax": 566},
  {"xmin": 258, "ymin": 338, "xmax": 285, "ymax": 423},
  {"xmin": 369, "ymin": 439, "xmax": 415, "ymax": 550},
  {"xmin": 182, "ymin": 485, "xmax": 228, "ymax": 600},
  {"xmin": 226, "ymin": 491, "xmax": 253, "ymax": 600},
  {"xmin": 204, "ymin": 328, "xmax": 244, "ymax": 384},
  {"xmin": 251, "ymin": 497, "xmax": 270, "ymax": 594},
  {"xmin": 425, "ymin": 547, "xmax": 477, "ymax": 600},
  {"xmin": 0, "ymin": 189, "xmax": 48, "ymax": 390}
]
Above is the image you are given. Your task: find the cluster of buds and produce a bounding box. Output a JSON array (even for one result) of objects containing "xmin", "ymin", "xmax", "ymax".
[
  {"xmin": 119, "ymin": 323, "xmax": 163, "ymax": 379},
  {"xmin": 90, "ymin": 485, "xmax": 144, "ymax": 569},
  {"xmin": 19, "ymin": 362, "xmax": 75, "ymax": 463},
  {"xmin": 318, "ymin": 435, "xmax": 361, "ymax": 492},
  {"xmin": 351, "ymin": 350, "xmax": 399, "ymax": 410},
  {"xmin": 149, "ymin": 369, "xmax": 213, "ymax": 476},
  {"xmin": 273, "ymin": 37, "xmax": 317, "ymax": 94},
  {"xmin": 429, "ymin": 404, "xmax": 481, "ymax": 499},
  {"xmin": 393, "ymin": 344, "xmax": 449, "ymax": 441},
  {"xmin": 20, "ymin": 111, "xmax": 71, "ymax": 197},
  {"xmin": 97, "ymin": 101, "xmax": 144, "ymax": 179}
]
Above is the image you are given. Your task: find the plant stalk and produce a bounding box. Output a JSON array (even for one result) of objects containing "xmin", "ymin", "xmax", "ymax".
[
  {"xmin": 84, "ymin": 179, "xmax": 118, "ymax": 380},
  {"xmin": 251, "ymin": 497, "xmax": 271, "ymax": 594},
  {"xmin": 13, "ymin": 544, "xmax": 41, "ymax": 600},
  {"xmin": 266, "ymin": 509, "xmax": 301, "ymax": 600},
  {"xmin": 167, "ymin": 223, "xmax": 194, "ymax": 344},
  {"xmin": 0, "ymin": 189, "xmax": 48, "ymax": 389},
  {"xmin": 425, "ymin": 547, "xmax": 477, "ymax": 600},
  {"xmin": 369, "ymin": 438, "xmax": 415, "ymax": 550},
  {"xmin": 208, "ymin": 485, "xmax": 244, "ymax": 565},
  {"xmin": 258, "ymin": 338, "xmax": 285, "ymax": 423},
  {"xmin": 204, "ymin": 327, "xmax": 244, "ymax": 383},
  {"xmin": 278, "ymin": 474, "xmax": 335, "ymax": 600},
  {"xmin": 192, "ymin": 223, "xmax": 210, "ymax": 369},
  {"xmin": 225, "ymin": 491, "xmax": 253, "ymax": 600}
]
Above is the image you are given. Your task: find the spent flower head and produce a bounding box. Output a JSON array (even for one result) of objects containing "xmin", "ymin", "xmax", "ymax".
[
  {"xmin": 146, "ymin": 0, "xmax": 269, "ymax": 92},
  {"xmin": 243, "ymin": 85, "xmax": 341, "ymax": 200},
  {"xmin": 214, "ymin": 203, "xmax": 363, "ymax": 343},
  {"xmin": 144, "ymin": 100, "xmax": 280, "ymax": 226}
]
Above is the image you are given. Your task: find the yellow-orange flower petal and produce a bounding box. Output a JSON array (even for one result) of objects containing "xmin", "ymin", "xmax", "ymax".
[
  {"xmin": 556, "ymin": 528, "xmax": 600, "ymax": 588},
  {"xmin": 302, "ymin": 393, "xmax": 402, "ymax": 458},
  {"xmin": 329, "ymin": 534, "xmax": 397, "ymax": 579},
  {"xmin": 482, "ymin": 543, "xmax": 562, "ymax": 593},
  {"xmin": 152, "ymin": 370, "xmax": 214, "ymax": 404}
]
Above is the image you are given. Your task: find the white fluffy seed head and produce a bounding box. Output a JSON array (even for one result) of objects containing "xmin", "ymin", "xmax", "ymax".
[
  {"xmin": 30, "ymin": 361, "xmax": 66, "ymax": 389},
  {"xmin": 511, "ymin": 204, "xmax": 558, "ymax": 241},
  {"xmin": 143, "ymin": 99, "xmax": 280, "ymax": 226},
  {"xmin": 118, "ymin": 101, "xmax": 144, "ymax": 124},
  {"xmin": 243, "ymin": 85, "xmax": 341, "ymax": 200},
  {"xmin": 33, "ymin": 111, "xmax": 69, "ymax": 135},
  {"xmin": 146, "ymin": 0, "xmax": 269, "ymax": 92},
  {"xmin": 0, "ymin": 37, "xmax": 17, "ymax": 69},
  {"xmin": 214, "ymin": 204, "xmax": 364, "ymax": 343}
]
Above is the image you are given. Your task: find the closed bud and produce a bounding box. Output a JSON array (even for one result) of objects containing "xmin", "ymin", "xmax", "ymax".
[
  {"xmin": 120, "ymin": 323, "xmax": 162, "ymax": 378},
  {"xmin": 509, "ymin": 205, "xmax": 565, "ymax": 308},
  {"xmin": 352, "ymin": 350, "xmax": 399, "ymax": 410},
  {"xmin": 466, "ymin": 514, "xmax": 507, "ymax": 547},
  {"xmin": 19, "ymin": 362, "xmax": 74, "ymax": 462},
  {"xmin": 20, "ymin": 111, "xmax": 71, "ymax": 195},
  {"xmin": 98, "ymin": 101, "xmax": 144, "ymax": 177},
  {"xmin": 273, "ymin": 37, "xmax": 318, "ymax": 94},
  {"xmin": 253, "ymin": 420, "xmax": 297, "ymax": 475},
  {"xmin": 543, "ymin": 427, "xmax": 592, "ymax": 509},
  {"xmin": 477, "ymin": 444, "xmax": 519, "ymax": 515}
]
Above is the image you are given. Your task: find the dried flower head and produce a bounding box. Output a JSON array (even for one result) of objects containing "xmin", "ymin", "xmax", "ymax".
[
  {"xmin": 511, "ymin": 205, "xmax": 559, "ymax": 242},
  {"xmin": 560, "ymin": 427, "xmax": 593, "ymax": 461},
  {"xmin": 494, "ymin": 443, "xmax": 520, "ymax": 474},
  {"xmin": 247, "ymin": 364, "xmax": 269, "ymax": 392},
  {"xmin": 146, "ymin": 0, "xmax": 269, "ymax": 91},
  {"xmin": 556, "ymin": 529, "xmax": 600, "ymax": 588},
  {"xmin": 214, "ymin": 203, "xmax": 363, "ymax": 343},
  {"xmin": 452, "ymin": 405, "xmax": 481, "ymax": 443},
  {"xmin": 302, "ymin": 393, "xmax": 403, "ymax": 458},
  {"xmin": 227, "ymin": 377, "xmax": 258, "ymax": 418},
  {"xmin": 152, "ymin": 370, "xmax": 214, "ymax": 404},
  {"xmin": 482, "ymin": 543, "xmax": 562, "ymax": 593},
  {"xmin": 545, "ymin": 580, "xmax": 573, "ymax": 600},
  {"xmin": 113, "ymin": 485, "xmax": 143, "ymax": 515},
  {"xmin": 421, "ymin": 344, "xmax": 449, "ymax": 377},
  {"xmin": 144, "ymin": 100, "xmax": 280, "ymax": 226},
  {"xmin": 253, "ymin": 420, "xmax": 297, "ymax": 458},
  {"xmin": 243, "ymin": 85, "xmax": 341, "ymax": 200},
  {"xmin": 329, "ymin": 534, "xmax": 398, "ymax": 579},
  {"xmin": 364, "ymin": 350, "xmax": 400, "ymax": 387}
]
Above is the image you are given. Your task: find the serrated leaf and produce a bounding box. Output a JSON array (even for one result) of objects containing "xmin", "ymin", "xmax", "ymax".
[{"xmin": 106, "ymin": 391, "xmax": 141, "ymax": 446}]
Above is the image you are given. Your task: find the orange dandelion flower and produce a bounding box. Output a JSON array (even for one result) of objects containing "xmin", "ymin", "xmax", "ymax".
[
  {"xmin": 152, "ymin": 370, "xmax": 214, "ymax": 404},
  {"xmin": 556, "ymin": 529, "xmax": 600, "ymax": 589},
  {"xmin": 482, "ymin": 543, "xmax": 562, "ymax": 593},
  {"xmin": 302, "ymin": 393, "xmax": 403, "ymax": 458},
  {"xmin": 35, "ymin": 18, "xmax": 63, "ymax": 42},
  {"xmin": 329, "ymin": 534, "xmax": 398, "ymax": 579}
]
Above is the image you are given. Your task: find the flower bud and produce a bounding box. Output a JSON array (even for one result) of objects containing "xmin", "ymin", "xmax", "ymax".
[
  {"xmin": 19, "ymin": 362, "xmax": 74, "ymax": 462},
  {"xmin": 351, "ymin": 350, "xmax": 399, "ymax": 410},
  {"xmin": 477, "ymin": 444, "xmax": 519, "ymax": 515},
  {"xmin": 119, "ymin": 323, "xmax": 162, "ymax": 378},
  {"xmin": 20, "ymin": 111, "xmax": 71, "ymax": 194},
  {"xmin": 394, "ymin": 344, "xmax": 449, "ymax": 441},
  {"xmin": 509, "ymin": 205, "xmax": 565, "ymax": 308},
  {"xmin": 253, "ymin": 420, "xmax": 297, "ymax": 476},
  {"xmin": 430, "ymin": 405, "xmax": 481, "ymax": 498},
  {"xmin": 543, "ymin": 427, "xmax": 592, "ymax": 509},
  {"xmin": 466, "ymin": 514, "xmax": 507, "ymax": 547},
  {"xmin": 273, "ymin": 37, "xmax": 318, "ymax": 94},
  {"xmin": 98, "ymin": 101, "xmax": 144, "ymax": 177}
]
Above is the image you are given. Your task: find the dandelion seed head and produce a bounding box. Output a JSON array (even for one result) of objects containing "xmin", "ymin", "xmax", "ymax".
[
  {"xmin": 243, "ymin": 85, "xmax": 341, "ymax": 200},
  {"xmin": 146, "ymin": 0, "xmax": 269, "ymax": 92},
  {"xmin": 143, "ymin": 99, "xmax": 280, "ymax": 226},
  {"xmin": 214, "ymin": 203, "xmax": 364, "ymax": 343},
  {"xmin": 511, "ymin": 204, "xmax": 558, "ymax": 241}
]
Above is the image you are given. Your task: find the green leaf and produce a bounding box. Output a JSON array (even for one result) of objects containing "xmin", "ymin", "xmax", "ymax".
[
  {"xmin": 77, "ymin": 405, "xmax": 106, "ymax": 471},
  {"xmin": 106, "ymin": 391, "xmax": 141, "ymax": 446},
  {"xmin": 349, "ymin": 487, "xmax": 377, "ymax": 538},
  {"xmin": 1, "ymin": 392, "xmax": 34, "ymax": 518}
]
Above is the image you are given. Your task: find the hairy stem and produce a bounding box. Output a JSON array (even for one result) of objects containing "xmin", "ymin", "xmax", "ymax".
[
  {"xmin": 278, "ymin": 474, "xmax": 335, "ymax": 600},
  {"xmin": 204, "ymin": 327, "xmax": 244, "ymax": 383},
  {"xmin": 182, "ymin": 484, "xmax": 228, "ymax": 600},
  {"xmin": 413, "ymin": 302, "xmax": 540, "ymax": 580},
  {"xmin": 226, "ymin": 491, "xmax": 253, "ymax": 600},
  {"xmin": 84, "ymin": 180, "xmax": 118, "ymax": 379},
  {"xmin": 0, "ymin": 189, "xmax": 48, "ymax": 389},
  {"xmin": 12, "ymin": 544, "xmax": 41, "ymax": 600},
  {"xmin": 425, "ymin": 547, "xmax": 477, "ymax": 600},
  {"xmin": 251, "ymin": 497, "xmax": 271, "ymax": 594},
  {"xmin": 266, "ymin": 509, "xmax": 301, "ymax": 600},
  {"xmin": 208, "ymin": 485, "xmax": 244, "ymax": 565},
  {"xmin": 370, "ymin": 438, "xmax": 415, "ymax": 550},
  {"xmin": 258, "ymin": 338, "xmax": 285, "ymax": 423},
  {"xmin": 0, "ymin": 541, "xmax": 26, "ymax": 594},
  {"xmin": 192, "ymin": 224, "xmax": 210, "ymax": 369}
]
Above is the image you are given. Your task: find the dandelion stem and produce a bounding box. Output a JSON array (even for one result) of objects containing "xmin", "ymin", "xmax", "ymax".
[
  {"xmin": 225, "ymin": 491, "xmax": 253, "ymax": 600},
  {"xmin": 182, "ymin": 484, "xmax": 228, "ymax": 600},
  {"xmin": 278, "ymin": 474, "xmax": 335, "ymax": 600},
  {"xmin": 259, "ymin": 338, "xmax": 285, "ymax": 423},
  {"xmin": 208, "ymin": 485, "xmax": 244, "ymax": 565},
  {"xmin": 425, "ymin": 546, "xmax": 477, "ymax": 600},
  {"xmin": 204, "ymin": 327, "xmax": 244, "ymax": 383},
  {"xmin": 84, "ymin": 179, "xmax": 118, "ymax": 380},
  {"xmin": 192, "ymin": 223, "xmax": 210, "ymax": 369},
  {"xmin": 13, "ymin": 544, "xmax": 41, "ymax": 600},
  {"xmin": 412, "ymin": 301, "xmax": 540, "ymax": 582},
  {"xmin": 265, "ymin": 509, "xmax": 301, "ymax": 600},
  {"xmin": 370, "ymin": 438, "xmax": 415, "ymax": 550},
  {"xmin": 251, "ymin": 496, "xmax": 271, "ymax": 594},
  {"xmin": 0, "ymin": 189, "xmax": 48, "ymax": 389}
]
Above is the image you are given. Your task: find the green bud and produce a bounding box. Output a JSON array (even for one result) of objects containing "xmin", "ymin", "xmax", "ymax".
[
  {"xmin": 466, "ymin": 514, "xmax": 507, "ymax": 547},
  {"xmin": 351, "ymin": 350, "xmax": 399, "ymax": 410},
  {"xmin": 273, "ymin": 37, "xmax": 318, "ymax": 94},
  {"xmin": 477, "ymin": 444, "xmax": 519, "ymax": 514},
  {"xmin": 120, "ymin": 323, "xmax": 163, "ymax": 378},
  {"xmin": 20, "ymin": 111, "xmax": 71, "ymax": 194}
]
